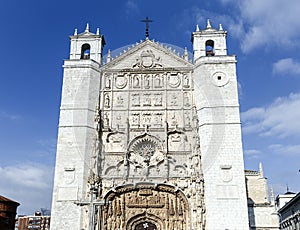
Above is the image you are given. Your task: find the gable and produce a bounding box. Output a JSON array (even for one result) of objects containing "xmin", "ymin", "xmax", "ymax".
[{"xmin": 102, "ymin": 40, "xmax": 194, "ymax": 70}]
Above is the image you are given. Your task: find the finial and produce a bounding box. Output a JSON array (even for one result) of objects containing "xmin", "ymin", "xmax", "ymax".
[
  {"xmin": 206, "ymin": 19, "xmax": 212, "ymax": 29},
  {"xmin": 96, "ymin": 28, "xmax": 100, "ymax": 35},
  {"xmin": 74, "ymin": 28, "xmax": 78, "ymax": 36},
  {"xmin": 286, "ymin": 184, "xmax": 289, "ymax": 193},
  {"xmin": 270, "ymin": 187, "xmax": 275, "ymax": 205},
  {"xmin": 259, "ymin": 162, "xmax": 264, "ymax": 178},
  {"xmin": 85, "ymin": 23, "xmax": 90, "ymax": 32},
  {"xmin": 219, "ymin": 23, "xmax": 223, "ymax": 31},
  {"xmin": 106, "ymin": 49, "xmax": 111, "ymax": 63},
  {"xmin": 140, "ymin": 16, "xmax": 153, "ymax": 39},
  {"xmin": 184, "ymin": 47, "xmax": 188, "ymax": 61},
  {"xmin": 196, "ymin": 24, "xmax": 200, "ymax": 32}
]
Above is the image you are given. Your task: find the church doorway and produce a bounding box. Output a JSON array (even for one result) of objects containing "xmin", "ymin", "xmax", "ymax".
[{"xmin": 135, "ymin": 222, "xmax": 157, "ymax": 230}]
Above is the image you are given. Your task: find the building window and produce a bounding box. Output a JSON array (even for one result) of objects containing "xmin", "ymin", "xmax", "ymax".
[
  {"xmin": 81, "ymin": 44, "xmax": 91, "ymax": 59},
  {"xmin": 205, "ymin": 40, "xmax": 215, "ymax": 56}
]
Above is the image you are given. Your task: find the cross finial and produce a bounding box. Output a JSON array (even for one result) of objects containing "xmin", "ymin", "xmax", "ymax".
[{"xmin": 140, "ymin": 16, "xmax": 153, "ymax": 39}]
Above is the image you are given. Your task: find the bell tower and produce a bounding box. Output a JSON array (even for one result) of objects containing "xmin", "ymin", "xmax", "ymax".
[
  {"xmin": 69, "ymin": 23, "xmax": 105, "ymax": 63},
  {"xmin": 50, "ymin": 24, "xmax": 105, "ymax": 230},
  {"xmin": 192, "ymin": 20, "xmax": 249, "ymax": 229}
]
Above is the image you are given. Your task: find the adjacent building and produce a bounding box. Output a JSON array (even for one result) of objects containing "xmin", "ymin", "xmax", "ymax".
[
  {"xmin": 17, "ymin": 212, "xmax": 51, "ymax": 230},
  {"xmin": 0, "ymin": 195, "xmax": 19, "ymax": 230},
  {"xmin": 245, "ymin": 164, "xmax": 279, "ymax": 230},
  {"xmin": 277, "ymin": 192, "xmax": 300, "ymax": 230}
]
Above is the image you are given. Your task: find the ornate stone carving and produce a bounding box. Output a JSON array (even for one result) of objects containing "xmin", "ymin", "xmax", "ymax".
[
  {"xmin": 144, "ymin": 74, "xmax": 151, "ymax": 89},
  {"xmin": 128, "ymin": 133, "xmax": 164, "ymax": 171},
  {"xmin": 132, "ymin": 50, "xmax": 162, "ymax": 69},
  {"xmin": 183, "ymin": 74, "xmax": 190, "ymax": 88},
  {"xmin": 115, "ymin": 73, "xmax": 128, "ymax": 89},
  {"xmin": 143, "ymin": 93, "xmax": 151, "ymax": 106},
  {"xmin": 104, "ymin": 93, "xmax": 110, "ymax": 108},
  {"xmin": 153, "ymin": 93, "xmax": 162, "ymax": 106},
  {"xmin": 105, "ymin": 74, "xmax": 111, "ymax": 89},
  {"xmin": 168, "ymin": 72, "xmax": 181, "ymax": 88},
  {"xmin": 131, "ymin": 93, "xmax": 140, "ymax": 106},
  {"xmin": 101, "ymin": 183, "xmax": 191, "ymax": 230},
  {"xmin": 132, "ymin": 74, "xmax": 141, "ymax": 88},
  {"xmin": 154, "ymin": 74, "xmax": 163, "ymax": 88},
  {"xmin": 183, "ymin": 92, "xmax": 190, "ymax": 107}
]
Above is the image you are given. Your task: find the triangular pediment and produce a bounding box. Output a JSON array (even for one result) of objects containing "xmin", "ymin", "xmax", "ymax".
[{"xmin": 102, "ymin": 39, "xmax": 194, "ymax": 70}]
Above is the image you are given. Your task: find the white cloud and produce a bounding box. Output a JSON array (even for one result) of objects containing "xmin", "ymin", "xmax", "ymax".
[
  {"xmin": 273, "ymin": 58, "xmax": 300, "ymax": 76},
  {"xmin": 0, "ymin": 111, "xmax": 20, "ymax": 120},
  {"xmin": 268, "ymin": 143, "xmax": 300, "ymax": 155},
  {"xmin": 219, "ymin": 0, "xmax": 300, "ymax": 53},
  {"xmin": 125, "ymin": 0, "xmax": 139, "ymax": 15},
  {"xmin": 0, "ymin": 163, "xmax": 54, "ymax": 215},
  {"xmin": 244, "ymin": 149, "xmax": 261, "ymax": 155},
  {"xmin": 241, "ymin": 92, "xmax": 300, "ymax": 138},
  {"xmin": 244, "ymin": 149, "xmax": 261, "ymax": 159}
]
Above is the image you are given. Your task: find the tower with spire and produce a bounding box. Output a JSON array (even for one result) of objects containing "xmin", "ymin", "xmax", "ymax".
[{"xmin": 192, "ymin": 19, "xmax": 249, "ymax": 229}]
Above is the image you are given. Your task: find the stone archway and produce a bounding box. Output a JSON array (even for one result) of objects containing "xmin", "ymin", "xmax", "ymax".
[{"xmin": 101, "ymin": 183, "xmax": 189, "ymax": 230}]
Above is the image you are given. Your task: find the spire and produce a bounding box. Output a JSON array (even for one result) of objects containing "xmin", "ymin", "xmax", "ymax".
[
  {"xmin": 183, "ymin": 47, "xmax": 188, "ymax": 61},
  {"xmin": 206, "ymin": 19, "xmax": 212, "ymax": 29},
  {"xmin": 259, "ymin": 162, "xmax": 264, "ymax": 178},
  {"xmin": 106, "ymin": 49, "xmax": 111, "ymax": 63},
  {"xmin": 85, "ymin": 23, "xmax": 90, "ymax": 32},
  {"xmin": 219, "ymin": 23, "xmax": 223, "ymax": 31},
  {"xmin": 270, "ymin": 187, "xmax": 275, "ymax": 205},
  {"xmin": 196, "ymin": 24, "xmax": 200, "ymax": 32}
]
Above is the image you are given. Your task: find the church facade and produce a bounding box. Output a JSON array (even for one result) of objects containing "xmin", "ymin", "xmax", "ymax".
[{"xmin": 50, "ymin": 21, "xmax": 250, "ymax": 229}]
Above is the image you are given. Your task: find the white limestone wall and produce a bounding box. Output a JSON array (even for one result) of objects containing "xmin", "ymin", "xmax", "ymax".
[
  {"xmin": 193, "ymin": 56, "xmax": 249, "ymax": 229},
  {"xmin": 50, "ymin": 59, "xmax": 101, "ymax": 230}
]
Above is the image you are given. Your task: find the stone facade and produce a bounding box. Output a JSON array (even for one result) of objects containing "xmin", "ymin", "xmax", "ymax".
[
  {"xmin": 245, "ymin": 164, "xmax": 279, "ymax": 230},
  {"xmin": 50, "ymin": 21, "xmax": 249, "ymax": 229}
]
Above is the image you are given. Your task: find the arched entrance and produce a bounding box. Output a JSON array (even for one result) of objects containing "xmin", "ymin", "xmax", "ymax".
[
  {"xmin": 135, "ymin": 222, "xmax": 157, "ymax": 230},
  {"xmin": 101, "ymin": 183, "xmax": 189, "ymax": 230}
]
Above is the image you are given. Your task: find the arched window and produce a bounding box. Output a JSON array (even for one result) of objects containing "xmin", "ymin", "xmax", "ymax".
[
  {"xmin": 81, "ymin": 44, "xmax": 90, "ymax": 59},
  {"xmin": 205, "ymin": 40, "xmax": 215, "ymax": 56}
]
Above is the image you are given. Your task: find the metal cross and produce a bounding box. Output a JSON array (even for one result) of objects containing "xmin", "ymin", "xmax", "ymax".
[{"xmin": 140, "ymin": 16, "xmax": 153, "ymax": 38}]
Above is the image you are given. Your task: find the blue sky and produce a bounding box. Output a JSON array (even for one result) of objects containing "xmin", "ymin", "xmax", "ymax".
[{"xmin": 0, "ymin": 0, "xmax": 299, "ymax": 215}]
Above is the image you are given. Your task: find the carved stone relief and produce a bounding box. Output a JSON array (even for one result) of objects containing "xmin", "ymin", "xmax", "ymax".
[
  {"xmin": 144, "ymin": 74, "xmax": 151, "ymax": 89},
  {"xmin": 183, "ymin": 74, "xmax": 190, "ymax": 88},
  {"xmin": 143, "ymin": 93, "xmax": 151, "ymax": 106},
  {"xmin": 154, "ymin": 74, "xmax": 163, "ymax": 88},
  {"xmin": 132, "ymin": 74, "xmax": 141, "ymax": 88},
  {"xmin": 132, "ymin": 50, "xmax": 163, "ymax": 69},
  {"xmin": 153, "ymin": 93, "xmax": 162, "ymax": 106},
  {"xmin": 104, "ymin": 93, "xmax": 110, "ymax": 108},
  {"xmin": 115, "ymin": 73, "xmax": 128, "ymax": 89},
  {"xmin": 131, "ymin": 93, "xmax": 140, "ymax": 106},
  {"xmin": 168, "ymin": 72, "xmax": 181, "ymax": 88},
  {"xmin": 102, "ymin": 111, "xmax": 110, "ymax": 128},
  {"xmin": 101, "ymin": 184, "xmax": 190, "ymax": 230},
  {"xmin": 104, "ymin": 73, "xmax": 111, "ymax": 89},
  {"xmin": 183, "ymin": 92, "xmax": 191, "ymax": 107}
]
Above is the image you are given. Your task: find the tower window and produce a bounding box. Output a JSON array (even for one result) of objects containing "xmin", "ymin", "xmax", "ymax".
[
  {"xmin": 205, "ymin": 40, "xmax": 215, "ymax": 56},
  {"xmin": 81, "ymin": 44, "xmax": 91, "ymax": 59}
]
